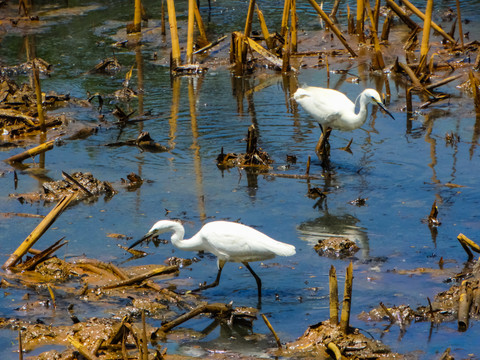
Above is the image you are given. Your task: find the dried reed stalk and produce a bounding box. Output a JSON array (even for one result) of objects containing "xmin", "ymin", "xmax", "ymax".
[
  {"xmin": 256, "ymin": 5, "xmax": 272, "ymax": 49},
  {"xmin": 330, "ymin": 0, "xmax": 341, "ymax": 20},
  {"xmin": 418, "ymin": 0, "xmax": 433, "ymax": 75},
  {"xmin": 133, "ymin": 0, "xmax": 142, "ymax": 33},
  {"xmin": 281, "ymin": 0, "xmax": 291, "ymax": 38},
  {"xmin": 469, "ymin": 71, "xmax": 480, "ymax": 113},
  {"xmin": 32, "ymin": 61, "xmax": 45, "ymax": 133},
  {"xmin": 327, "ymin": 342, "xmax": 342, "ymax": 360},
  {"xmin": 386, "ymin": 0, "xmax": 418, "ymax": 30},
  {"xmin": 400, "ymin": 0, "xmax": 456, "ymax": 44},
  {"xmin": 2, "ymin": 192, "xmax": 77, "ymax": 270},
  {"xmin": 458, "ymin": 280, "xmax": 472, "ymax": 331},
  {"xmin": 166, "ymin": 0, "xmax": 181, "ymax": 69},
  {"xmin": 68, "ymin": 335, "xmax": 99, "ymax": 360},
  {"xmin": 244, "ymin": 0, "xmax": 256, "ymax": 37},
  {"xmin": 291, "ymin": 0, "xmax": 297, "ymax": 52},
  {"xmin": 339, "ymin": 261, "xmax": 353, "ymax": 334},
  {"xmin": 100, "ymin": 265, "xmax": 179, "ymax": 289},
  {"xmin": 356, "ymin": 0, "xmax": 365, "ymax": 42},
  {"xmin": 5, "ymin": 139, "xmax": 54, "ymax": 163},
  {"xmin": 261, "ymin": 314, "xmax": 282, "ymax": 349},
  {"xmin": 364, "ymin": 0, "xmax": 384, "ymax": 69},
  {"xmin": 306, "ymin": 0, "xmax": 357, "ymax": 57},
  {"xmin": 381, "ymin": 12, "xmax": 393, "ymax": 41},
  {"xmin": 455, "ymin": 0, "xmax": 464, "ymax": 50},
  {"xmin": 193, "ymin": 1, "xmax": 209, "ymax": 47},
  {"xmin": 329, "ymin": 265, "xmax": 339, "ymax": 324},
  {"xmin": 186, "ymin": 0, "xmax": 195, "ymax": 64},
  {"xmin": 161, "ymin": 0, "xmax": 166, "ymax": 35}
]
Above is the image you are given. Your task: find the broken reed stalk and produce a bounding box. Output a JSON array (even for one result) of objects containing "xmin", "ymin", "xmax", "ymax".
[
  {"xmin": 2, "ymin": 192, "xmax": 77, "ymax": 270},
  {"xmin": 155, "ymin": 303, "xmax": 232, "ymax": 334},
  {"xmin": 329, "ymin": 265, "xmax": 339, "ymax": 324},
  {"xmin": 100, "ymin": 265, "xmax": 179, "ymax": 289},
  {"xmin": 186, "ymin": 0, "xmax": 195, "ymax": 64},
  {"xmin": 244, "ymin": 0, "xmax": 256, "ymax": 37},
  {"xmin": 418, "ymin": 0, "xmax": 433, "ymax": 75},
  {"xmin": 355, "ymin": 0, "xmax": 365, "ymax": 42},
  {"xmin": 261, "ymin": 313, "xmax": 282, "ymax": 349},
  {"xmin": 458, "ymin": 280, "xmax": 472, "ymax": 331},
  {"xmin": 364, "ymin": 0, "xmax": 384, "ymax": 69},
  {"xmin": 193, "ymin": 1, "xmax": 209, "ymax": 48},
  {"xmin": 68, "ymin": 335, "xmax": 99, "ymax": 360},
  {"xmin": 400, "ymin": 0, "xmax": 456, "ymax": 44},
  {"xmin": 381, "ymin": 12, "xmax": 393, "ymax": 41},
  {"xmin": 385, "ymin": 0, "xmax": 418, "ymax": 31},
  {"xmin": 5, "ymin": 139, "xmax": 54, "ymax": 163},
  {"xmin": 256, "ymin": 5, "xmax": 272, "ymax": 50},
  {"xmin": 455, "ymin": 0, "xmax": 464, "ymax": 50},
  {"xmin": 166, "ymin": 0, "xmax": 181, "ymax": 69},
  {"xmin": 306, "ymin": 0, "xmax": 357, "ymax": 57},
  {"xmin": 32, "ymin": 61, "xmax": 46, "ymax": 133},
  {"xmin": 329, "ymin": 0, "xmax": 341, "ymax": 20},
  {"xmin": 339, "ymin": 261, "xmax": 353, "ymax": 334}
]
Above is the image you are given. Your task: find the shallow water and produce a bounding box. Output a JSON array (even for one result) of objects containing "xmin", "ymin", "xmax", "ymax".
[{"xmin": 1, "ymin": 0, "xmax": 480, "ymax": 358}]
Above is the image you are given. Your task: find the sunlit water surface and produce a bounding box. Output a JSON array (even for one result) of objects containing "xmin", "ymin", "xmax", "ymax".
[{"xmin": 1, "ymin": 0, "xmax": 480, "ymax": 358}]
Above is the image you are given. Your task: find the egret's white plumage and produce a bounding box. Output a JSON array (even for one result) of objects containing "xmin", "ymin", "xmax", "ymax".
[
  {"xmin": 294, "ymin": 87, "xmax": 394, "ymax": 131},
  {"xmin": 130, "ymin": 220, "xmax": 295, "ymax": 299}
]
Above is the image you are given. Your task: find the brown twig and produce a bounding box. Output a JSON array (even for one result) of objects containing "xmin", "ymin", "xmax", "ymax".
[{"xmin": 261, "ymin": 313, "xmax": 282, "ymax": 349}]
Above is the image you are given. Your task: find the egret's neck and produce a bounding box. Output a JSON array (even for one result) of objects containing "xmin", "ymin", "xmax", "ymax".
[
  {"xmin": 169, "ymin": 222, "xmax": 204, "ymax": 252},
  {"xmin": 349, "ymin": 93, "xmax": 370, "ymax": 129}
]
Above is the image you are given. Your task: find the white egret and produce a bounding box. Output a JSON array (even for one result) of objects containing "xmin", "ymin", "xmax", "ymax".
[
  {"xmin": 129, "ymin": 220, "xmax": 296, "ymax": 300},
  {"xmin": 294, "ymin": 87, "xmax": 394, "ymax": 156}
]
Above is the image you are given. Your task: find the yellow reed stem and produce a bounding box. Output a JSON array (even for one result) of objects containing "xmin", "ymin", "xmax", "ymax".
[
  {"xmin": 166, "ymin": 0, "xmax": 181, "ymax": 69},
  {"xmin": 186, "ymin": 0, "xmax": 195, "ymax": 64}
]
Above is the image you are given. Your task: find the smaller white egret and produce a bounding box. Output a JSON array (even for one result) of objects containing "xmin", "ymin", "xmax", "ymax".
[
  {"xmin": 294, "ymin": 87, "xmax": 394, "ymax": 156},
  {"xmin": 129, "ymin": 220, "xmax": 296, "ymax": 300}
]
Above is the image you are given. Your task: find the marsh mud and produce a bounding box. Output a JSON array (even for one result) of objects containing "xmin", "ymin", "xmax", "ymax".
[{"xmin": 1, "ymin": 0, "xmax": 480, "ymax": 359}]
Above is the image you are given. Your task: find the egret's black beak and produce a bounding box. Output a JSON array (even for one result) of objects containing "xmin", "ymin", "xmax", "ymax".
[
  {"xmin": 128, "ymin": 232, "xmax": 154, "ymax": 250},
  {"xmin": 376, "ymin": 100, "xmax": 395, "ymax": 120}
]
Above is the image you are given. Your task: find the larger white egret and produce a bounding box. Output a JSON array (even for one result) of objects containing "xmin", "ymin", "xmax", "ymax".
[
  {"xmin": 129, "ymin": 220, "xmax": 296, "ymax": 300},
  {"xmin": 294, "ymin": 87, "xmax": 394, "ymax": 157}
]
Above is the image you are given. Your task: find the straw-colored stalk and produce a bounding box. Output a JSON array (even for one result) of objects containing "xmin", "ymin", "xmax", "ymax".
[
  {"xmin": 330, "ymin": 0, "xmax": 341, "ymax": 20},
  {"xmin": 281, "ymin": 0, "xmax": 292, "ymax": 38},
  {"xmin": 327, "ymin": 342, "xmax": 342, "ymax": 360},
  {"xmin": 5, "ymin": 139, "xmax": 54, "ymax": 163},
  {"xmin": 261, "ymin": 314, "xmax": 282, "ymax": 349},
  {"xmin": 32, "ymin": 61, "xmax": 46, "ymax": 133},
  {"xmin": 2, "ymin": 192, "xmax": 77, "ymax": 270},
  {"xmin": 186, "ymin": 0, "xmax": 195, "ymax": 64},
  {"xmin": 166, "ymin": 0, "xmax": 181, "ymax": 69},
  {"xmin": 347, "ymin": 5, "xmax": 355, "ymax": 34},
  {"xmin": 400, "ymin": 0, "xmax": 455, "ymax": 44},
  {"xmin": 290, "ymin": 0, "xmax": 297, "ymax": 52},
  {"xmin": 386, "ymin": 0, "xmax": 418, "ymax": 31},
  {"xmin": 381, "ymin": 12, "xmax": 393, "ymax": 41},
  {"xmin": 68, "ymin": 335, "xmax": 99, "ymax": 360},
  {"xmin": 193, "ymin": 1, "xmax": 209, "ymax": 48},
  {"xmin": 133, "ymin": 0, "xmax": 142, "ymax": 33},
  {"xmin": 329, "ymin": 265, "xmax": 339, "ymax": 324},
  {"xmin": 339, "ymin": 261, "xmax": 353, "ymax": 334},
  {"xmin": 256, "ymin": 5, "xmax": 272, "ymax": 49},
  {"xmin": 244, "ymin": 0, "xmax": 256, "ymax": 37},
  {"xmin": 455, "ymin": 0, "xmax": 464, "ymax": 50},
  {"xmin": 373, "ymin": 0, "xmax": 380, "ymax": 31},
  {"xmin": 364, "ymin": 0, "xmax": 384, "ymax": 69},
  {"xmin": 356, "ymin": 0, "xmax": 365, "ymax": 42},
  {"xmin": 458, "ymin": 280, "xmax": 472, "ymax": 332},
  {"xmin": 418, "ymin": 0, "xmax": 433, "ymax": 75},
  {"xmin": 306, "ymin": 0, "xmax": 357, "ymax": 57}
]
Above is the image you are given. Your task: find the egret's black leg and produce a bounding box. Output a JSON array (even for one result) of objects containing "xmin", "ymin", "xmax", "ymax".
[
  {"xmin": 242, "ymin": 262, "xmax": 262, "ymax": 300},
  {"xmin": 192, "ymin": 262, "xmax": 224, "ymax": 292}
]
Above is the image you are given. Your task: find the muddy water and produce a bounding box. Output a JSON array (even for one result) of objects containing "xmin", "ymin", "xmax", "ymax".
[{"xmin": 1, "ymin": 0, "xmax": 480, "ymax": 358}]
